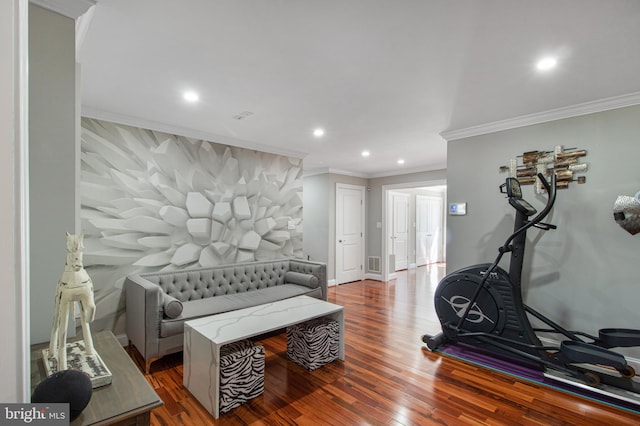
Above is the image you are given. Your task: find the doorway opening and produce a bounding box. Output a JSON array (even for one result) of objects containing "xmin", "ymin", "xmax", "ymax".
[{"xmin": 382, "ymin": 181, "xmax": 447, "ymax": 282}]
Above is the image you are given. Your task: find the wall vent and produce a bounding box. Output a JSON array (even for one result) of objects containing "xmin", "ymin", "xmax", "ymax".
[{"xmin": 367, "ymin": 256, "xmax": 381, "ymax": 273}]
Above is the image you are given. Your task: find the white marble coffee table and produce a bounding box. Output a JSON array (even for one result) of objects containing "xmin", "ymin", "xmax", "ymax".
[{"xmin": 183, "ymin": 295, "xmax": 345, "ymax": 418}]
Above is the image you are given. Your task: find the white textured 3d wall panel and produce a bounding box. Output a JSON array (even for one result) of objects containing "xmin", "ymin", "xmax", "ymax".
[{"xmin": 80, "ymin": 118, "xmax": 303, "ymax": 332}]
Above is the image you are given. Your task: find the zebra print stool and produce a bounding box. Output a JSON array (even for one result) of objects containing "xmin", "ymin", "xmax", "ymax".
[
  {"xmin": 219, "ymin": 340, "xmax": 265, "ymax": 414},
  {"xmin": 286, "ymin": 317, "xmax": 340, "ymax": 370}
]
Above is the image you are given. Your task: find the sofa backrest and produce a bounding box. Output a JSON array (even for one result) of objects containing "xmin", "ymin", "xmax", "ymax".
[
  {"xmin": 289, "ymin": 260, "xmax": 324, "ymax": 279},
  {"xmin": 142, "ymin": 260, "xmax": 293, "ymax": 302}
]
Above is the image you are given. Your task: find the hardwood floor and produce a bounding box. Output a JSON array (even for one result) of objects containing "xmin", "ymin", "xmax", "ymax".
[{"xmin": 135, "ymin": 265, "xmax": 640, "ymax": 425}]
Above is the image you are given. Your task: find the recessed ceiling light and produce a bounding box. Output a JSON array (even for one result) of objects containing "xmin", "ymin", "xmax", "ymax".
[
  {"xmin": 397, "ymin": 159, "xmax": 405, "ymax": 165},
  {"xmin": 313, "ymin": 128, "xmax": 325, "ymax": 138},
  {"xmin": 361, "ymin": 150, "xmax": 370, "ymax": 157},
  {"xmin": 183, "ymin": 91, "xmax": 199, "ymax": 102},
  {"xmin": 536, "ymin": 57, "xmax": 557, "ymax": 71}
]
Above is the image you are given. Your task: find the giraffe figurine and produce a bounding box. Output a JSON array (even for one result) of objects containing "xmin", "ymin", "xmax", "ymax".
[{"xmin": 49, "ymin": 232, "xmax": 96, "ymax": 371}]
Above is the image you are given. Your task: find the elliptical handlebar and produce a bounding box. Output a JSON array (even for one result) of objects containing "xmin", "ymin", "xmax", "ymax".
[
  {"xmin": 530, "ymin": 172, "xmax": 557, "ymax": 226},
  {"xmin": 502, "ymin": 172, "xmax": 557, "ymax": 250}
]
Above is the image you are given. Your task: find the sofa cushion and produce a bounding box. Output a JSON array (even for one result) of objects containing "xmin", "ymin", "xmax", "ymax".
[
  {"xmin": 160, "ymin": 284, "xmax": 314, "ymax": 338},
  {"xmin": 284, "ymin": 271, "xmax": 319, "ymax": 289},
  {"xmin": 162, "ymin": 293, "xmax": 183, "ymax": 319}
]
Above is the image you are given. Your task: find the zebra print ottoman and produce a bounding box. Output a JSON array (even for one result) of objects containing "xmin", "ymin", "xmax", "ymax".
[
  {"xmin": 286, "ymin": 317, "xmax": 340, "ymax": 370},
  {"xmin": 219, "ymin": 340, "xmax": 265, "ymax": 414}
]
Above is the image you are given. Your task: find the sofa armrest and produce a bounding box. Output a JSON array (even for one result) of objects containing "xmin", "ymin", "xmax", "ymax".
[
  {"xmin": 288, "ymin": 259, "xmax": 328, "ymax": 300},
  {"xmin": 162, "ymin": 292, "xmax": 183, "ymax": 318},
  {"xmin": 124, "ymin": 274, "xmax": 163, "ymax": 361}
]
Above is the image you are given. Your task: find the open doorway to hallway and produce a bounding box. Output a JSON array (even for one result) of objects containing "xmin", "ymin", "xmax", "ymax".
[{"xmin": 383, "ymin": 182, "xmax": 446, "ymax": 282}]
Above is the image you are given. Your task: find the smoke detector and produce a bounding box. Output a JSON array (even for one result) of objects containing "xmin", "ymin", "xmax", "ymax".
[{"xmin": 233, "ymin": 111, "xmax": 254, "ymax": 120}]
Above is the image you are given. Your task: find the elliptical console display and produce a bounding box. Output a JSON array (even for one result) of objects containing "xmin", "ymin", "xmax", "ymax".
[{"xmin": 423, "ymin": 173, "xmax": 640, "ymax": 397}]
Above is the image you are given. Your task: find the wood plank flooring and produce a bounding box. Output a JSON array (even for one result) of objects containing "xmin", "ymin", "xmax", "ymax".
[{"xmin": 133, "ymin": 265, "xmax": 640, "ymax": 425}]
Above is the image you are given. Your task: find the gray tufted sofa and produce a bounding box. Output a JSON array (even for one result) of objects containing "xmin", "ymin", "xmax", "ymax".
[{"xmin": 125, "ymin": 258, "xmax": 327, "ymax": 373}]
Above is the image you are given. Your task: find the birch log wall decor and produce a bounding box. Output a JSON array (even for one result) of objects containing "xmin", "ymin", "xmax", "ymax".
[{"xmin": 500, "ymin": 145, "xmax": 588, "ymax": 193}]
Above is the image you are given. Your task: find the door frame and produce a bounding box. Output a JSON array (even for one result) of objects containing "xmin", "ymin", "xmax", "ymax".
[
  {"xmin": 335, "ymin": 183, "xmax": 366, "ymax": 285},
  {"xmin": 381, "ymin": 179, "xmax": 446, "ymax": 282}
]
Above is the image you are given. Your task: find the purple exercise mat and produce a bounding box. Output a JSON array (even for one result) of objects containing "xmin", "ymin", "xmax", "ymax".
[{"xmin": 437, "ymin": 343, "xmax": 640, "ymax": 415}]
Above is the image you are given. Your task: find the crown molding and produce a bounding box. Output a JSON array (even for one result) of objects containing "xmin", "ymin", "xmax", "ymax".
[
  {"xmin": 327, "ymin": 168, "xmax": 370, "ymax": 179},
  {"xmin": 81, "ymin": 105, "xmax": 446, "ymax": 179},
  {"xmin": 302, "ymin": 167, "xmax": 331, "ymax": 177},
  {"xmin": 30, "ymin": 0, "xmax": 95, "ymax": 19},
  {"xmin": 81, "ymin": 106, "xmax": 307, "ymax": 160},
  {"xmin": 82, "ymin": 107, "xmax": 437, "ymax": 180},
  {"xmin": 441, "ymin": 91, "xmax": 640, "ymax": 141},
  {"xmin": 75, "ymin": 1, "xmax": 95, "ymax": 54},
  {"xmin": 367, "ymin": 164, "xmax": 446, "ymax": 179},
  {"xmin": 302, "ymin": 164, "xmax": 446, "ymax": 180},
  {"xmin": 302, "ymin": 168, "xmax": 369, "ymax": 179}
]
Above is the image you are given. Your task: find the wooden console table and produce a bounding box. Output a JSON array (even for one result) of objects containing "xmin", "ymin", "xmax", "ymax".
[{"xmin": 31, "ymin": 331, "xmax": 163, "ymax": 425}]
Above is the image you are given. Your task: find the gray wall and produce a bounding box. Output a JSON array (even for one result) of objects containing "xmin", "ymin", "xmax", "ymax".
[
  {"xmin": 303, "ymin": 173, "xmax": 330, "ymax": 264},
  {"xmin": 447, "ymin": 105, "xmax": 640, "ymax": 358},
  {"xmin": 29, "ymin": 5, "xmax": 77, "ymax": 344}
]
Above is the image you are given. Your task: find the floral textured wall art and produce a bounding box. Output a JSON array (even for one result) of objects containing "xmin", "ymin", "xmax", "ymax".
[{"xmin": 80, "ymin": 118, "xmax": 303, "ymax": 332}]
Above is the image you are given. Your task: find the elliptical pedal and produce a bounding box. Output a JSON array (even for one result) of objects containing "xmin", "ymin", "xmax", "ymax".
[
  {"xmin": 598, "ymin": 328, "xmax": 640, "ymax": 348},
  {"xmin": 559, "ymin": 340, "xmax": 635, "ymax": 378}
]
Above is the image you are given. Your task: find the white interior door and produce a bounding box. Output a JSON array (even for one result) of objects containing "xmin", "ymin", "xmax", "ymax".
[
  {"xmin": 417, "ymin": 195, "xmax": 444, "ymax": 265},
  {"xmin": 390, "ymin": 192, "xmax": 409, "ymax": 271},
  {"xmin": 336, "ymin": 184, "xmax": 364, "ymax": 284},
  {"xmin": 427, "ymin": 196, "xmax": 444, "ymax": 263},
  {"xmin": 416, "ymin": 195, "xmax": 429, "ymax": 266}
]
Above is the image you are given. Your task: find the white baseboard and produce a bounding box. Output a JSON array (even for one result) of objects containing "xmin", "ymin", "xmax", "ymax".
[
  {"xmin": 330, "ymin": 275, "xmax": 383, "ymax": 285},
  {"xmin": 388, "ymin": 272, "xmax": 398, "ymax": 280}
]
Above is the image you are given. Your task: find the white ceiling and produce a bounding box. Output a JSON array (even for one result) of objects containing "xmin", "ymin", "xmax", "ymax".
[{"xmin": 77, "ymin": 0, "xmax": 640, "ymax": 177}]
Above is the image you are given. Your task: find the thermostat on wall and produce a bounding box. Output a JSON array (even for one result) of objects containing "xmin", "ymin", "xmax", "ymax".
[{"xmin": 449, "ymin": 202, "xmax": 467, "ymax": 215}]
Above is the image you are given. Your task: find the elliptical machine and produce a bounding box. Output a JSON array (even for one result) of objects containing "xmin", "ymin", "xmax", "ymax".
[{"xmin": 423, "ymin": 173, "xmax": 640, "ymax": 395}]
